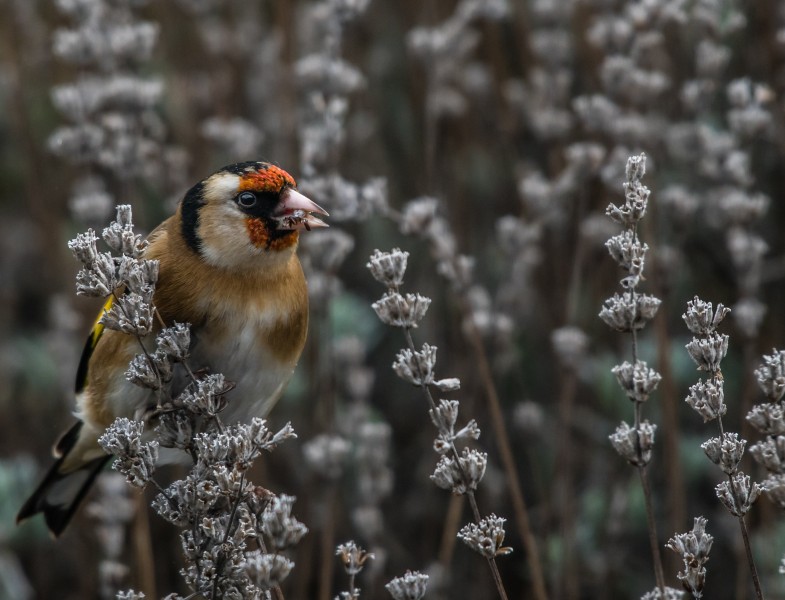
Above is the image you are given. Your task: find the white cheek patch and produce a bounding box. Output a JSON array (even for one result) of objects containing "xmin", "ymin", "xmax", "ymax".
[
  {"xmin": 203, "ymin": 173, "xmax": 241, "ymax": 203},
  {"xmin": 198, "ymin": 172, "xmax": 263, "ymax": 270}
]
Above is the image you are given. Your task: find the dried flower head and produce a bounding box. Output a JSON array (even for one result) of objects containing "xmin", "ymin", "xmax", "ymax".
[
  {"xmin": 612, "ymin": 360, "xmax": 661, "ymax": 403},
  {"xmin": 715, "ymin": 473, "xmax": 761, "ymax": 516},
  {"xmin": 156, "ymin": 322, "xmax": 191, "ymax": 362},
  {"xmin": 683, "ymin": 296, "xmax": 731, "ymax": 335},
  {"xmin": 746, "ymin": 404, "xmax": 785, "ymax": 436},
  {"xmin": 393, "ymin": 344, "xmax": 437, "ymax": 386},
  {"xmin": 761, "ymin": 474, "xmax": 785, "ymax": 509},
  {"xmin": 261, "ymin": 494, "xmax": 308, "ymax": 551},
  {"xmin": 685, "ymin": 380, "xmax": 727, "ymax": 422},
  {"xmin": 605, "ymin": 153, "xmax": 650, "ymax": 227},
  {"xmin": 178, "ymin": 374, "xmax": 230, "ymax": 417},
  {"xmin": 457, "ymin": 513, "xmax": 513, "ymax": 559},
  {"xmin": 336, "ymin": 541, "xmax": 375, "ymax": 576},
  {"xmin": 605, "ymin": 229, "xmax": 648, "ymax": 277},
  {"xmin": 749, "ymin": 436, "xmax": 785, "ymax": 475},
  {"xmin": 609, "ymin": 420, "xmax": 656, "ymax": 466},
  {"xmin": 600, "ymin": 292, "xmax": 661, "ymax": 331},
  {"xmin": 754, "ymin": 348, "xmax": 785, "ymax": 402},
  {"xmin": 75, "ymin": 251, "xmax": 117, "ymax": 297},
  {"xmin": 430, "ymin": 400, "xmax": 481, "ymax": 454},
  {"xmin": 98, "ymin": 418, "xmax": 158, "ymax": 488},
  {"xmin": 244, "ymin": 551, "xmax": 295, "ymax": 591},
  {"xmin": 367, "ymin": 248, "xmax": 409, "ymax": 288},
  {"xmin": 430, "ymin": 447, "xmax": 487, "ymax": 494},
  {"xmin": 701, "ymin": 433, "xmax": 746, "ymax": 475},
  {"xmin": 102, "ymin": 205, "xmax": 148, "ymax": 258},
  {"xmin": 685, "ymin": 333, "xmax": 729, "ymax": 372},
  {"xmin": 666, "ymin": 516, "xmax": 712, "ymax": 599},
  {"xmin": 100, "ymin": 292, "xmax": 154, "ymax": 336},
  {"xmin": 68, "ymin": 229, "xmax": 100, "ymax": 264},
  {"xmin": 372, "ymin": 292, "xmax": 432, "ymax": 328},
  {"xmin": 385, "ymin": 570, "xmax": 429, "ymax": 600}
]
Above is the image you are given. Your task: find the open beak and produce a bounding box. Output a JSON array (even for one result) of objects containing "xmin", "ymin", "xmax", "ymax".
[{"xmin": 274, "ymin": 188, "xmax": 329, "ymax": 231}]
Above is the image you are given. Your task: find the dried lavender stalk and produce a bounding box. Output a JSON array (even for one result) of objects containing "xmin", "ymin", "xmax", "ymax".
[
  {"xmin": 369, "ymin": 247, "xmax": 510, "ymax": 600},
  {"xmin": 601, "ymin": 154, "xmax": 665, "ymax": 594}
]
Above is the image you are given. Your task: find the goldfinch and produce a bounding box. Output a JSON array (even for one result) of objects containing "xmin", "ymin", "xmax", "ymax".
[{"xmin": 17, "ymin": 161, "xmax": 327, "ymax": 536}]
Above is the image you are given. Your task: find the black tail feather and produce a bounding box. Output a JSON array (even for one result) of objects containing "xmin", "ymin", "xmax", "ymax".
[{"xmin": 17, "ymin": 422, "xmax": 110, "ymax": 537}]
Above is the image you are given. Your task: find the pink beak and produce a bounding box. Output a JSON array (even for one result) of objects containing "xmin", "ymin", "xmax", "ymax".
[{"xmin": 274, "ymin": 188, "xmax": 329, "ymax": 231}]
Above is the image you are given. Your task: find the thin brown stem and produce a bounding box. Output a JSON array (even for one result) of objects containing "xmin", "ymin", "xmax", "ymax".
[
  {"xmin": 555, "ymin": 369, "xmax": 579, "ymax": 600},
  {"xmin": 628, "ymin": 275, "xmax": 664, "ymax": 596},
  {"xmin": 317, "ymin": 486, "xmax": 338, "ymax": 600},
  {"xmin": 461, "ymin": 314, "xmax": 549, "ymax": 600},
  {"xmin": 400, "ymin": 322, "xmax": 511, "ymax": 600},
  {"xmin": 638, "ymin": 464, "xmax": 666, "ymax": 592},
  {"xmin": 436, "ymin": 494, "xmax": 463, "ymax": 567},
  {"xmin": 466, "ymin": 493, "xmax": 509, "ymax": 600},
  {"xmin": 132, "ymin": 491, "xmax": 157, "ymax": 598},
  {"xmin": 737, "ymin": 515, "xmax": 764, "ymax": 600}
]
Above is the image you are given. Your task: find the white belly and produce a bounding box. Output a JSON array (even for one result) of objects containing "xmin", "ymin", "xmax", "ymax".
[{"xmin": 190, "ymin": 326, "xmax": 293, "ymax": 424}]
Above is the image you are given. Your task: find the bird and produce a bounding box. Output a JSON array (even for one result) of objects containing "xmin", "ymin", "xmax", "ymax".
[{"xmin": 17, "ymin": 160, "xmax": 328, "ymax": 537}]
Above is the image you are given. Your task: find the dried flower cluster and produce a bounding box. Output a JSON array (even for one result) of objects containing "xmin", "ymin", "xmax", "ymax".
[
  {"xmin": 369, "ymin": 247, "xmax": 510, "ymax": 598},
  {"xmin": 666, "ymin": 517, "xmax": 714, "ymax": 598},
  {"xmin": 600, "ymin": 153, "xmax": 670, "ymax": 595},
  {"xmin": 747, "ymin": 349, "xmax": 785, "ymax": 578},
  {"xmin": 603, "ymin": 154, "xmax": 661, "ymax": 468},
  {"xmin": 384, "ymin": 570, "xmax": 429, "ymax": 600},
  {"xmin": 69, "ymin": 208, "xmax": 306, "ymax": 599},
  {"xmin": 50, "ymin": 0, "xmax": 184, "ymax": 224},
  {"xmin": 683, "ymin": 297, "xmax": 761, "ymax": 517},
  {"xmin": 682, "ymin": 296, "xmax": 764, "ymax": 597}
]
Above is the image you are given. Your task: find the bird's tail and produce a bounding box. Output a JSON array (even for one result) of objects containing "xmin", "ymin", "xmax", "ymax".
[{"xmin": 16, "ymin": 422, "xmax": 110, "ymax": 537}]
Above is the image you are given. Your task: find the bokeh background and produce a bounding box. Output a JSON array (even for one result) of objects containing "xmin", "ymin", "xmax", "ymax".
[{"xmin": 3, "ymin": 0, "xmax": 785, "ymax": 598}]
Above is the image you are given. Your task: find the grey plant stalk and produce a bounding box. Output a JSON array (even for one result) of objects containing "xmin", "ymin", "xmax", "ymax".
[
  {"xmin": 600, "ymin": 154, "xmax": 666, "ymax": 595},
  {"xmin": 368, "ymin": 248, "xmax": 511, "ymax": 600},
  {"xmin": 682, "ymin": 297, "xmax": 764, "ymax": 599},
  {"xmin": 386, "ymin": 195, "xmax": 547, "ymax": 600},
  {"xmin": 748, "ymin": 349, "xmax": 785, "ymax": 573}
]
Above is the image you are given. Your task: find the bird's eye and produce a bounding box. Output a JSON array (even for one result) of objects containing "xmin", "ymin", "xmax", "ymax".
[{"xmin": 236, "ymin": 191, "xmax": 257, "ymax": 208}]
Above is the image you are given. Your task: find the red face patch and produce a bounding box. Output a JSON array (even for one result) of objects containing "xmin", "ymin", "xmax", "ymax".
[
  {"xmin": 246, "ymin": 217, "xmax": 299, "ymax": 250},
  {"xmin": 238, "ymin": 165, "xmax": 297, "ymax": 194}
]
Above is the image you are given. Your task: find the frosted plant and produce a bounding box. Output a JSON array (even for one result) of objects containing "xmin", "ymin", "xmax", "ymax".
[
  {"xmin": 369, "ymin": 247, "xmax": 511, "ymax": 600},
  {"xmin": 682, "ymin": 296, "xmax": 763, "ymax": 598}
]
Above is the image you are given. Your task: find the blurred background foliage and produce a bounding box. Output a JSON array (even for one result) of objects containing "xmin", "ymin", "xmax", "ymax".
[{"xmin": 3, "ymin": 0, "xmax": 785, "ymax": 598}]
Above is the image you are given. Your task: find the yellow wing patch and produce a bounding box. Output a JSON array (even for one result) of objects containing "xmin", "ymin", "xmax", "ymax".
[{"xmin": 74, "ymin": 296, "xmax": 114, "ymax": 394}]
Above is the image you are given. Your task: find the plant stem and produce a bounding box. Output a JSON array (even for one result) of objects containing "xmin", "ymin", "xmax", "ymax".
[
  {"xmin": 466, "ymin": 492, "xmax": 509, "ymax": 600},
  {"xmin": 461, "ymin": 314, "xmax": 549, "ymax": 600},
  {"xmin": 400, "ymin": 324, "xmax": 511, "ymax": 600},
  {"xmin": 132, "ymin": 491, "xmax": 157, "ymax": 598},
  {"xmin": 737, "ymin": 515, "xmax": 764, "ymax": 600},
  {"xmin": 629, "ymin": 280, "xmax": 664, "ymax": 596},
  {"xmin": 638, "ymin": 464, "xmax": 666, "ymax": 593},
  {"xmin": 317, "ymin": 486, "xmax": 338, "ymax": 600}
]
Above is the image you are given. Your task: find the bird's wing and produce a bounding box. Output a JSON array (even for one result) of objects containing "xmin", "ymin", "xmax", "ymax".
[
  {"xmin": 74, "ymin": 295, "xmax": 114, "ymax": 395},
  {"xmin": 73, "ymin": 221, "xmax": 167, "ymax": 395}
]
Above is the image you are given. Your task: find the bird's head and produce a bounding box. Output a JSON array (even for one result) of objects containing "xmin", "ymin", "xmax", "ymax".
[{"xmin": 179, "ymin": 161, "xmax": 328, "ymax": 270}]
